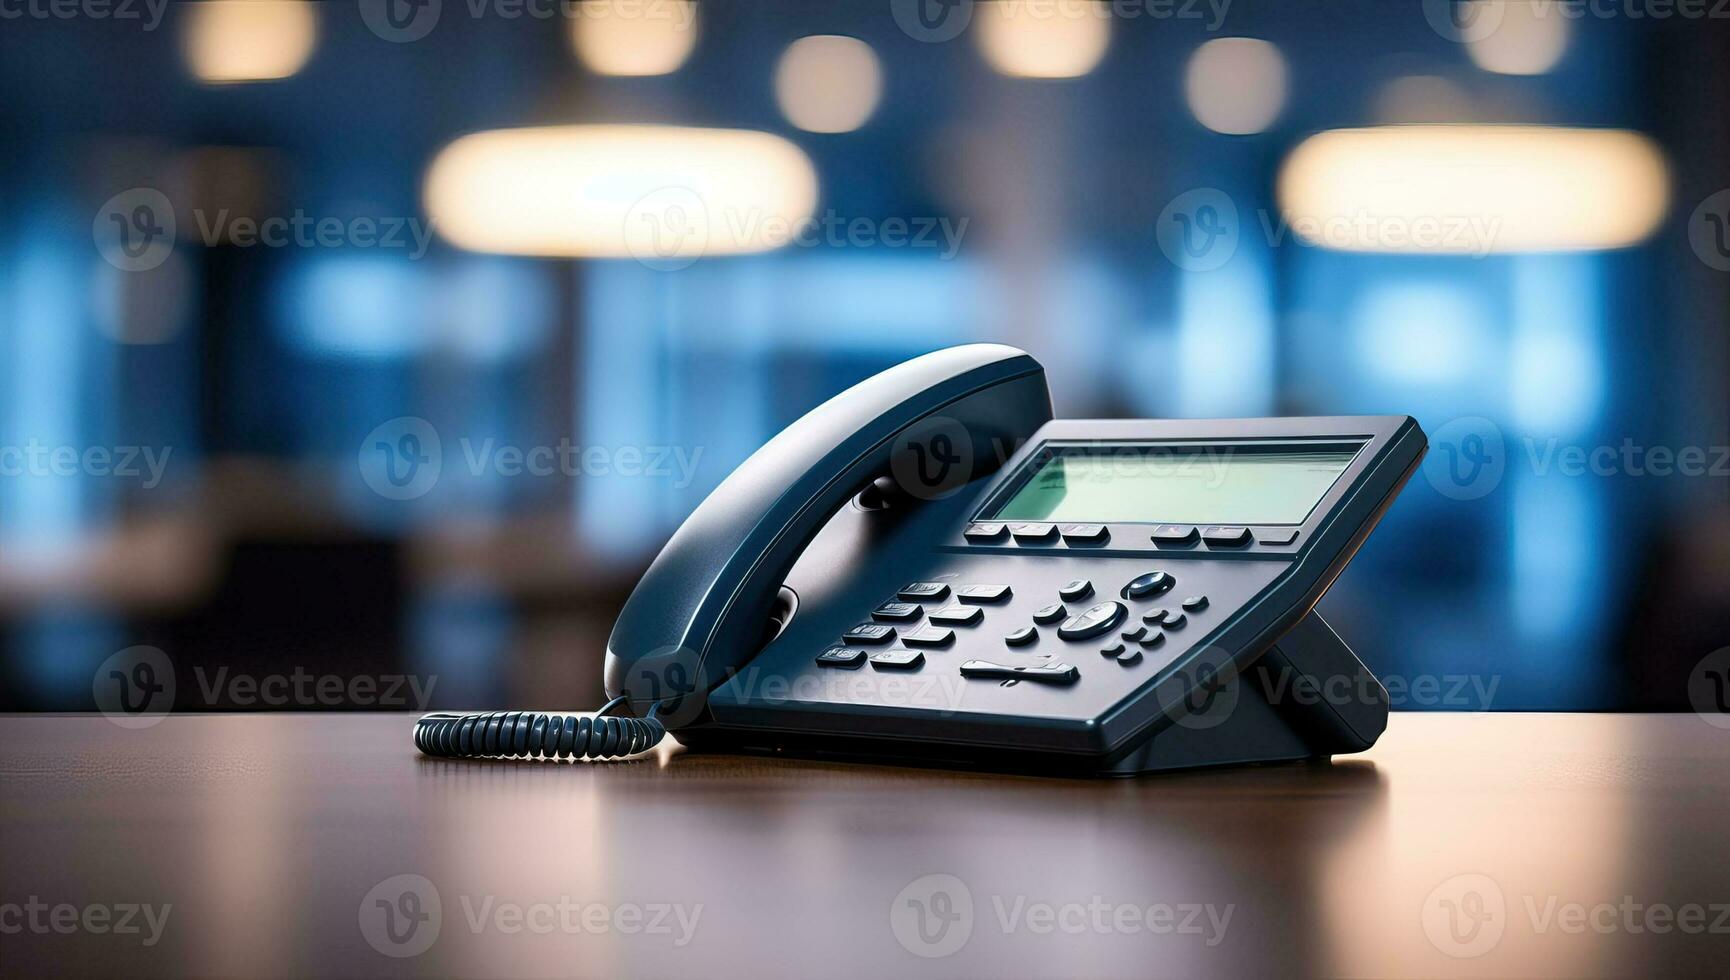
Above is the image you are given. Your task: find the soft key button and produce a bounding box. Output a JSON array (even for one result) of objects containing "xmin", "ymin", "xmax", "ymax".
[
  {"xmin": 1150, "ymin": 524, "xmax": 1198, "ymax": 546},
  {"xmin": 964, "ymin": 523, "xmax": 1008, "ymax": 542},
  {"xmin": 1008, "ymin": 523, "xmax": 1058, "ymax": 543},
  {"xmin": 1058, "ymin": 524, "xmax": 1108, "ymax": 544},
  {"xmin": 1201, "ymin": 526, "xmax": 1252, "ymax": 547}
]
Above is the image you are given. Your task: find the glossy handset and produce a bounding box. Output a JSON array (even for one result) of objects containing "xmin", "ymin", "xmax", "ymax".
[{"xmin": 417, "ymin": 345, "xmax": 1426, "ymax": 775}]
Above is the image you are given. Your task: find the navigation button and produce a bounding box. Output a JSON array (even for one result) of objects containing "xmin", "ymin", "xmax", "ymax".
[
  {"xmin": 898, "ymin": 582, "xmax": 950, "ymax": 602},
  {"xmin": 929, "ymin": 605, "xmax": 984, "ymax": 626},
  {"xmin": 1032, "ymin": 603, "xmax": 1067, "ymax": 625},
  {"xmin": 1009, "ymin": 523, "xmax": 1058, "ymax": 543},
  {"xmin": 1059, "ymin": 579, "xmax": 1093, "ymax": 602},
  {"xmin": 842, "ymin": 624, "xmax": 896, "ymax": 645},
  {"xmin": 1125, "ymin": 571, "xmax": 1175, "ymax": 599},
  {"xmin": 870, "ymin": 650, "xmax": 924, "ymax": 670},
  {"xmin": 957, "ymin": 584, "xmax": 1012, "ymax": 604},
  {"xmin": 1059, "ymin": 524, "xmax": 1108, "ymax": 544},
  {"xmin": 815, "ymin": 646, "xmax": 866, "ymax": 668},
  {"xmin": 1202, "ymin": 525, "xmax": 1252, "ymax": 547},
  {"xmin": 959, "ymin": 660, "xmax": 1079, "ymax": 686},
  {"xmin": 964, "ymin": 522, "xmax": 1008, "ymax": 542},
  {"xmin": 1057, "ymin": 601, "xmax": 1127, "ymax": 640},
  {"xmin": 872, "ymin": 601, "xmax": 923, "ymax": 622},
  {"xmin": 1004, "ymin": 626, "xmax": 1038, "ymax": 647},
  {"xmin": 901, "ymin": 626, "xmax": 956, "ymax": 648},
  {"xmin": 1151, "ymin": 524, "xmax": 1199, "ymax": 546}
]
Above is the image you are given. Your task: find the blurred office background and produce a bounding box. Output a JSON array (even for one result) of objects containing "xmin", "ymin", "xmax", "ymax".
[{"xmin": 1, "ymin": 0, "xmax": 1726, "ymax": 713}]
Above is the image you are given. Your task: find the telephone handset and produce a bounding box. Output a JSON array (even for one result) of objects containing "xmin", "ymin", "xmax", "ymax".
[{"xmin": 417, "ymin": 345, "xmax": 1427, "ymax": 775}]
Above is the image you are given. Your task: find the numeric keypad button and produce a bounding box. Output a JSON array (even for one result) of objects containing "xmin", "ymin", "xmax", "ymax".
[
  {"xmin": 842, "ymin": 624, "xmax": 896, "ymax": 645},
  {"xmin": 872, "ymin": 602, "xmax": 923, "ymax": 622},
  {"xmin": 898, "ymin": 582, "xmax": 950, "ymax": 602},
  {"xmin": 929, "ymin": 605, "xmax": 984, "ymax": 627}
]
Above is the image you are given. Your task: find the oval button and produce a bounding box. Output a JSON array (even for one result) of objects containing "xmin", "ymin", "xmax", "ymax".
[
  {"xmin": 1057, "ymin": 601, "xmax": 1127, "ymax": 641},
  {"xmin": 1125, "ymin": 571, "xmax": 1175, "ymax": 599}
]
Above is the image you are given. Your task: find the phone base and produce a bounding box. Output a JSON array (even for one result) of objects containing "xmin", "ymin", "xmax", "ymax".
[{"xmin": 679, "ymin": 612, "xmax": 1388, "ymax": 778}]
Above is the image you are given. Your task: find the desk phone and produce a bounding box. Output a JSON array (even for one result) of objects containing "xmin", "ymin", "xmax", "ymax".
[{"xmin": 417, "ymin": 345, "xmax": 1426, "ymax": 775}]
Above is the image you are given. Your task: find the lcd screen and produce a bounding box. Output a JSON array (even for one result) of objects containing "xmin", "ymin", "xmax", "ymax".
[{"xmin": 990, "ymin": 445, "xmax": 1359, "ymax": 526}]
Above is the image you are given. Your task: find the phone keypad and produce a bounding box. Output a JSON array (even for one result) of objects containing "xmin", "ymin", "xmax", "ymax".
[{"xmin": 815, "ymin": 566, "xmax": 1224, "ymax": 686}]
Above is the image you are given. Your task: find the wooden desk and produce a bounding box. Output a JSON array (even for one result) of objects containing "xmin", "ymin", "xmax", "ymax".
[{"xmin": 2, "ymin": 714, "xmax": 1726, "ymax": 978}]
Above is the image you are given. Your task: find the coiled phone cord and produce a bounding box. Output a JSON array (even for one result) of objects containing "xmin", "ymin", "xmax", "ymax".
[{"xmin": 413, "ymin": 698, "xmax": 665, "ymax": 762}]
